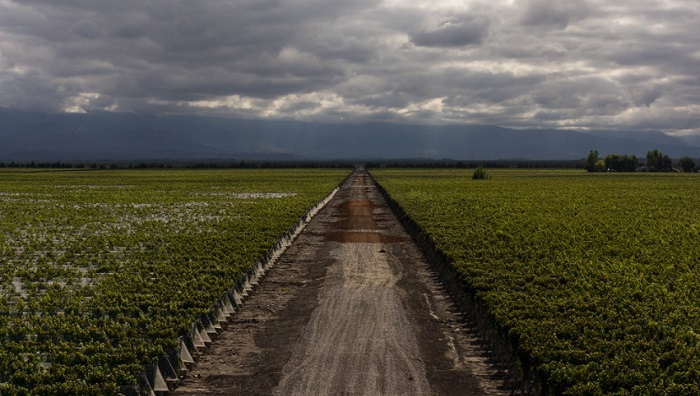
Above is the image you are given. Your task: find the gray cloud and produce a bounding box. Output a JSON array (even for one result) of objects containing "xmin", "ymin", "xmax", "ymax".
[
  {"xmin": 411, "ymin": 15, "xmax": 490, "ymax": 47},
  {"xmin": 0, "ymin": 0, "xmax": 699, "ymax": 134},
  {"xmin": 520, "ymin": 0, "xmax": 591, "ymax": 29},
  {"xmin": 68, "ymin": 19, "xmax": 102, "ymax": 40}
]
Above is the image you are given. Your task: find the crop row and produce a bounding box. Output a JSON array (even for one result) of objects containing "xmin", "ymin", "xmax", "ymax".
[
  {"xmin": 372, "ymin": 169, "xmax": 700, "ymax": 395},
  {"xmin": 0, "ymin": 168, "xmax": 349, "ymax": 394}
]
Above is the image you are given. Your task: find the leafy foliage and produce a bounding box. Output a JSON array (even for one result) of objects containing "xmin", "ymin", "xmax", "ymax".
[
  {"xmin": 679, "ymin": 156, "xmax": 696, "ymax": 173},
  {"xmin": 585, "ymin": 150, "xmax": 599, "ymax": 172},
  {"xmin": 0, "ymin": 168, "xmax": 348, "ymax": 393},
  {"xmin": 594, "ymin": 159, "xmax": 606, "ymax": 172},
  {"xmin": 646, "ymin": 149, "xmax": 673, "ymax": 172},
  {"xmin": 373, "ymin": 169, "xmax": 700, "ymax": 394},
  {"xmin": 472, "ymin": 165, "xmax": 490, "ymax": 180},
  {"xmin": 604, "ymin": 154, "xmax": 638, "ymax": 172}
]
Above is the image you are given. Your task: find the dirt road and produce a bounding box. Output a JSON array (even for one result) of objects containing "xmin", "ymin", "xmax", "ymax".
[{"xmin": 173, "ymin": 170, "xmax": 513, "ymax": 395}]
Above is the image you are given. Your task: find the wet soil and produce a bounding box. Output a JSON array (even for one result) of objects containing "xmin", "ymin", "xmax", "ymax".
[{"xmin": 172, "ymin": 170, "xmax": 514, "ymax": 395}]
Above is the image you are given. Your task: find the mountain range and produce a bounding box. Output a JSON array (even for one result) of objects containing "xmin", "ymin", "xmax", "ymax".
[{"xmin": 1, "ymin": 108, "xmax": 699, "ymax": 162}]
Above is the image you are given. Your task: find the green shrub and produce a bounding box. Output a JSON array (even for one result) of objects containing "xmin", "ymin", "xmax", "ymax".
[{"xmin": 472, "ymin": 165, "xmax": 490, "ymax": 180}]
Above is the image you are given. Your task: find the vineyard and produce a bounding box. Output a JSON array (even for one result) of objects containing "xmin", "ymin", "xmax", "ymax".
[
  {"xmin": 372, "ymin": 169, "xmax": 700, "ymax": 394},
  {"xmin": 0, "ymin": 168, "xmax": 348, "ymax": 394}
]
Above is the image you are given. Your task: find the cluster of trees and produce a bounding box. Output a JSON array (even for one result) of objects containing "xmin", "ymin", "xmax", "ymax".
[
  {"xmin": 679, "ymin": 156, "xmax": 697, "ymax": 172},
  {"xmin": 585, "ymin": 150, "xmax": 697, "ymax": 173},
  {"xmin": 0, "ymin": 161, "xmax": 75, "ymax": 168},
  {"xmin": 645, "ymin": 149, "xmax": 672, "ymax": 172},
  {"xmin": 606, "ymin": 154, "xmax": 639, "ymax": 172},
  {"xmin": 584, "ymin": 151, "xmax": 638, "ymax": 172}
]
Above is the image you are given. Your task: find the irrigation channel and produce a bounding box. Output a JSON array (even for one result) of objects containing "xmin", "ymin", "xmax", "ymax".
[{"xmin": 172, "ymin": 170, "xmax": 515, "ymax": 395}]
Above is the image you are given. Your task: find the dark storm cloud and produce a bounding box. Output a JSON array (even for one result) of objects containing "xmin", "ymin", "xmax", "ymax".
[
  {"xmin": 411, "ymin": 16, "xmax": 490, "ymax": 47},
  {"xmin": 1, "ymin": 0, "xmax": 699, "ymax": 134},
  {"xmin": 0, "ymin": 0, "xmax": 373, "ymax": 106},
  {"xmin": 0, "ymin": 71, "xmax": 62, "ymax": 111}
]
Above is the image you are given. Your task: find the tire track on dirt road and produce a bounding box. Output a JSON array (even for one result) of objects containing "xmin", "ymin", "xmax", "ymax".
[{"xmin": 173, "ymin": 170, "xmax": 514, "ymax": 395}]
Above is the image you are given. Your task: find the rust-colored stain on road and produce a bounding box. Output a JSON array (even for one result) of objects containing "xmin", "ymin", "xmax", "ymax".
[{"xmin": 326, "ymin": 180, "xmax": 408, "ymax": 244}]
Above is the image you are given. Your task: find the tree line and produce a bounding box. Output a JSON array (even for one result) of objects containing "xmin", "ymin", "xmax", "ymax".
[
  {"xmin": 0, "ymin": 161, "xmax": 355, "ymax": 170},
  {"xmin": 585, "ymin": 150, "xmax": 697, "ymax": 172}
]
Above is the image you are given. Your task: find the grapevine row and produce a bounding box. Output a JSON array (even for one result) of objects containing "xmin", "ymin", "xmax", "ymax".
[
  {"xmin": 0, "ymin": 168, "xmax": 349, "ymax": 394},
  {"xmin": 372, "ymin": 169, "xmax": 700, "ymax": 394}
]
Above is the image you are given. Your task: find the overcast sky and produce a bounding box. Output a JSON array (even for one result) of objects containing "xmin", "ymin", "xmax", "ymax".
[{"xmin": 1, "ymin": 0, "xmax": 699, "ymax": 134}]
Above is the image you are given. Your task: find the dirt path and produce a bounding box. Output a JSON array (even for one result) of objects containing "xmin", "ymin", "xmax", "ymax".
[{"xmin": 173, "ymin": 170, "xmax": 513, "ymax": 395}]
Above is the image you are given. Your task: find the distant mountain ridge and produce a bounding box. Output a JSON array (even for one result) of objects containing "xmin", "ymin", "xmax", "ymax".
[{"xmin": 1, "ymin": 108, "xmax": 699, "ymax": 161}]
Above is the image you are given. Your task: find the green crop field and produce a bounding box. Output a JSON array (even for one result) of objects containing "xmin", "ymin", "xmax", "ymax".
[
  {"xmin": 372, "ymin": 169, "xmax": 700, "ymax": 395},
  {"xmin": 0, "ymin": 168, "xmax": 348, "ymax": 394}
]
